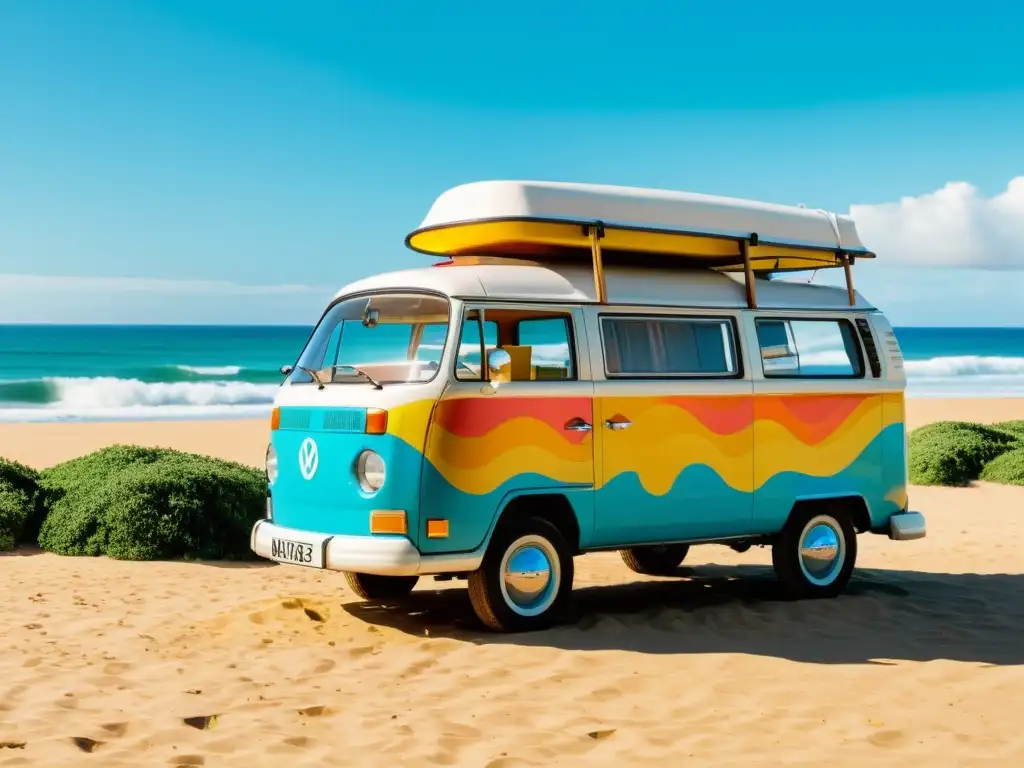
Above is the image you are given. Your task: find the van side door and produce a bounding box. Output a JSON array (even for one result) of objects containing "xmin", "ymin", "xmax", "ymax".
[
  {"xmin": 419, "ymin": 303, "xmax": 597, "ymax": 554},
  {"xmin": 586, "ymin": 307, "xmax": 755, "ymax": 547}
]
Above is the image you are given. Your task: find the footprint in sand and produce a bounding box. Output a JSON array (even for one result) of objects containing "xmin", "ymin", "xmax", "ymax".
[
  {"xmin": 868, "ymin": 729, "xmax": 908, "ymax": 748},
  {"xmin": 170, "ymin": 755, "xmax": 205, "ymax": 766},
  {"xmin": 182, "ymin": 716, "xmax": 218, "ymax": 731},
  {"xmin": 70, "ymin": 737, "xmax": 103, "ymax": 753},
  {"xmin": 101, "ymin": 723, "xmax": 128, "ymax": 737}
]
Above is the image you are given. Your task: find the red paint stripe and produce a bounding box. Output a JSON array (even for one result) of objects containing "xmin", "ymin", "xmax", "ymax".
[
  {"xmin": 658, "ymin": 396, "xmax": 754, "ymax": 435},
  {"xmin": 432, "ymin": 397, "xmax": 594, "ymax": 443}
]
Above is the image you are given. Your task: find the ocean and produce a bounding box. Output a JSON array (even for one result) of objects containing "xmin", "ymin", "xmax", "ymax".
[{"xmin": 1, "ymin": 325, "xmax": 1023, "ymax": 422}]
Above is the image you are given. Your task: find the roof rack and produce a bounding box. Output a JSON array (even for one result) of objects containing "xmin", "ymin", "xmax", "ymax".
[{"xmin": 406, "ymin": 181, "xmax": 874, "ymax": 308}]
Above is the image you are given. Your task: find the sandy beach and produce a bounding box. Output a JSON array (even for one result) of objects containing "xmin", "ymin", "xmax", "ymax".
[{"xmin": 2, "ymin": 398, "xmax": 1024, "ymax": 766}]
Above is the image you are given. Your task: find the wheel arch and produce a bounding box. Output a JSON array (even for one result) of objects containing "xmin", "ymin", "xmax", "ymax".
[
  {"xmin": 487, "ymin": 491, "xmax": 583, "ymax": 555},
  {"xmin": 786, "ymin": 494, "xmax": 872, "ymax": 534}
]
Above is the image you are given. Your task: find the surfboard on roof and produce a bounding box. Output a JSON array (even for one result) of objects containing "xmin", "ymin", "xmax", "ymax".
[{"xmin": 404, "ymin": 180, "xmax": 875, "ymax": 273}]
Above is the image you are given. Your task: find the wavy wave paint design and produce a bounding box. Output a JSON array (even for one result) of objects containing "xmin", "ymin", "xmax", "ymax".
[
  {"xmin": 596, "ymin": 393, "xmax": 897, "ymax": 496},
  {"xmin": 385, "ymin": 399, "xmax": 437, "ymax": 451},
  {"xmin": 422, "ymin": 396, "xmax": 593, "ymax": 496},
  {"xmin": 272, "ymin": 391, "xmax": 906, "ymax": 551},
  {"xmin": 596, "ymin": 424, "xmax": 902, "ymax": 541},
  {"xmin": 411, "ymin": 393, "xmax": 903, "ymax": 498}
]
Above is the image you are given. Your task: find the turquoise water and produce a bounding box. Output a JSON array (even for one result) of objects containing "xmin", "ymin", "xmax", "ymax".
[{"xmin": 1, "ymin": 324, "xmax": 1023, "ymax": 421}]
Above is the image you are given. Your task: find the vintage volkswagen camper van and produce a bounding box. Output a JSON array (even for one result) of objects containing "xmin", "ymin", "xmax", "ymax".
[{"xmin": 252, "ymin": 181, "xmax": 925, "ymax": 633}]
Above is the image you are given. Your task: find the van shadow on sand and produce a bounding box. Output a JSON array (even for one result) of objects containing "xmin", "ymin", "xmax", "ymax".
[{"xmin": 342, "ymin": 565, "xmax": 1024, "ymax": 666}]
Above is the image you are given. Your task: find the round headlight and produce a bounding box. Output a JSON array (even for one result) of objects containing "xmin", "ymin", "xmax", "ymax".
[
  {"xmin": 266, "ymin": 443, "xmax": 278, "ymax": 484},
  {"xmin": 357, "ymin": 449, "xmax": 386, "ymax": 492}
]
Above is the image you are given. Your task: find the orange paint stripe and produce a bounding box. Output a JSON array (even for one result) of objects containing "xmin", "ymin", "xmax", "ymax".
[{"xmin": 755, "ymin": 395, "xmax": 872, "ymax": 445}]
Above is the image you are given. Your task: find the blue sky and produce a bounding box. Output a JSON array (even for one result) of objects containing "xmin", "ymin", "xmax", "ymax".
[{"xmin": 1, "ymin": 0, "xmax": 1023, "ymax": 325}]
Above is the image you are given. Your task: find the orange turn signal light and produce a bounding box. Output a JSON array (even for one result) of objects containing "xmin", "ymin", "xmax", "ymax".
[
  {"xmin": 270, "ymin": 407, "xmax": 280, "ymax": 431},
  {"xmin": 426, "ymin": 519, "xmax": 449, "ymax": 539},
  {"xmin": 365, "ymin": 408, "xmax": 388, "ymax": 435},
  {"xmin": 369, "ymin": 510, "xmax": 407, "ymax": 535}
]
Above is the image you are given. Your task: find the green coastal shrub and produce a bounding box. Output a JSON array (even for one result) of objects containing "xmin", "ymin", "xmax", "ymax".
[
  {"xmin": 979, "ymin": 446, "xmax": 1024, "ymax": 486},
  {"xmin": 907, "ymin": 421, "xmax": 1020, "ymax": 486},
  {"xmin": 0, "ymin": 457, "xmax": 40, "ymax": 551},
  {"xmin": 992, "ymin": 420, "xmax": 1024, "ymax": 440},
  {"xmin": 37, "ymin": 445, "xmax": 265, "ymax": 561}
]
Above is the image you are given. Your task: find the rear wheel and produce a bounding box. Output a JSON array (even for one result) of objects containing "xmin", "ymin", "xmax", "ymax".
[
  {"xmin": 344, "ymin": 572, "xmax": 419, "ymax": 601},
  {"xmin": 772, "ymin": 506, "xmax": 857, "ymax": 598},
  {"xmin": 468, "ymin": 517, "xmax": 574, "ymax": 632},
  {"xmin": 620, "ymin": 544, "xmax": 690, "ymax": 576}
]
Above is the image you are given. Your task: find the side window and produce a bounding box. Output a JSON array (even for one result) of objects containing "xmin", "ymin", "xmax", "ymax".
[
  {"xmin": 517, "ymin": 317, "xmax": 575, "ymax": 380},
  {"xmin": 454, "ymin": 311, "xmax": 498, "ymax": 380},
  {"xmin": 755, "ymin": 318, "xmax": 864, "ymax": 378},
  {"xmin": 601, "ymin": 315, "xmax": 738, "ymax": 377},
  {"xmin": 455, "ymin": 308, "xmax": 577, "ymax": 382}
]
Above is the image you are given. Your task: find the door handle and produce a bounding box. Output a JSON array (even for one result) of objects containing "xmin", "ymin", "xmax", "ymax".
[
  {"xmin": 604, "ymin": 418, "xmax": 632, "ymax": 430},
  {"xmin": 564, "ymin": 417, "xmax": 593, "ymax": 432}
]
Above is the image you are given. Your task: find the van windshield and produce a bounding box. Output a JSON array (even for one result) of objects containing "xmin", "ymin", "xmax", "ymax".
[{"xmin": 289, "ymin": 293, "xmax": 450, "ymax": 386}]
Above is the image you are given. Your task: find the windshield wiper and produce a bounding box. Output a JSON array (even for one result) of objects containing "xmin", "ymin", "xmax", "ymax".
[
  {"xmin": 297, "ymin": 365, "xmax": 327, "ymax": 390},
  {"xmin": 336, "ymin": 365, "xmax": 384, "ymax": 390}
]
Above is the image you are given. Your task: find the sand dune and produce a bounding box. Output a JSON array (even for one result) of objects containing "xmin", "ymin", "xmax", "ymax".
[{"xmin": 2, "ymin": 480, "xmax": 1023, "ymax": 766}]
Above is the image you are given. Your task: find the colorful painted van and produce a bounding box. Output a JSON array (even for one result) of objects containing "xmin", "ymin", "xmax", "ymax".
[{"xmin": 251, "ymin": 181, "xmax": 926, "ymax": 632}]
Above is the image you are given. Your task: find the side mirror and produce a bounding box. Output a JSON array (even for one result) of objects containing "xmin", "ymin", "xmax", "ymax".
[
  {"xmin": 280, "ymin": 365, "xmax": 294, "ymax": 376},
  {"xmin": 486, "ymin": 348, "xmax": 512, "ymax": 384}
]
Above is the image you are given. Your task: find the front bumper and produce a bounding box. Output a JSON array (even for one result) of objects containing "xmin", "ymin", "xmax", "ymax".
[
  {"xmin": 888, "ymin": 511, "xmax": 926, "ymax": 541},
  {"xmin": 250, "ymin": 520, "xmax": 484, "ymax": 576}
]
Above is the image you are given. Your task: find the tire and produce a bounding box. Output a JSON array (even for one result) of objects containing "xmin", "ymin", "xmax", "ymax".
[
  {"xmin": 619, "ymin": 544, "xmax": 690, "ymax": 576},
  {"xmin": 468, "ymin": 517, "xmax": 574, "ymax": 632},
  {"xmin": 772, "ymin": 505, "xmax": 857, "ymax": 599},
  {"xmin": 344, "ymin": 572, "xmax": 419, "ymax": 601}
]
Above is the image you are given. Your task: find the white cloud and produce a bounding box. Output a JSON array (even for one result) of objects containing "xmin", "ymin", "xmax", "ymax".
[
  {"xmin": 849, "ymin": 177, "xmax": 1024, "ymax": 269},
  {"xmin": 0, "ymin": 274, "xmax": 331, "ymax": 295}
]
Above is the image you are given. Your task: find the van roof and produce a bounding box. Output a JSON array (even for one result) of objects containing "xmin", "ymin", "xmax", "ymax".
[
  {"xmin": 335, "ymin": 261, "xmax": 875, "ymax": 312},
  {"xmin": 405, "ymin": 180, "xmax": 874, "ymax": 274}
]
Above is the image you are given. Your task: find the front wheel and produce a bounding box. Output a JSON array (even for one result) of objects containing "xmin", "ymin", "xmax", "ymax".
[
  {"xmin": 344, "ymin": 572, "xmax": 419, "ymax": 601},
  {"xmin": 772, "ymin": 506, "xmax": 857, "ymax": 598},
  {"xmin": 620, "ymin": 544, "xmax": 690, "ymax": 576},
  {"xmin": 468, "ymin": 517, "xmax": 574, "ymax": 632}
]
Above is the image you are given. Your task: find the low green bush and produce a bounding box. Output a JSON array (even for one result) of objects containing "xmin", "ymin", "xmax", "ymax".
[
  {"xmin": 992, "ymin": 420, "xmax": 1024, "ymax": 440},
  {"xmin": 37, "ymin": 445, "xmax": 265, "ymax": 561},
  {"xmin": 979, "ymin": 446, "xmax": 1024, "ymax": 486},
  {"xmin": 0, "ymin": 457, "xmax": 40, "ymax": 551},
  {"xmin": 907, "ymin": 420, "xmax": 1020, "ymax": 487}
]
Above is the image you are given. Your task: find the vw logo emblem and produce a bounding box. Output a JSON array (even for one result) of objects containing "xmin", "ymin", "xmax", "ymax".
[{"xmin": 298, "ymin": 437, "xmax": 319, "ymax": 481}]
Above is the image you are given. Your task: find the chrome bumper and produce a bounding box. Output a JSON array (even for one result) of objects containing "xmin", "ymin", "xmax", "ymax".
[
  {"xmin": 888, "ymin": 511, "xmax": 926, "ymax": 541},
  {"xmin": 250, "ymin": 520, "xmax": 484, "ymax": 577}
]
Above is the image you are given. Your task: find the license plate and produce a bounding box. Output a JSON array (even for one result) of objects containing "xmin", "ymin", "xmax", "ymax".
[{"xmin": 270, "ymin": 537, "xmax": 324, "ymax": 568}]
